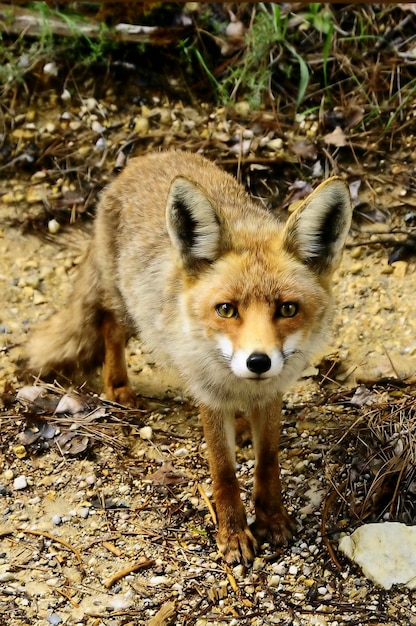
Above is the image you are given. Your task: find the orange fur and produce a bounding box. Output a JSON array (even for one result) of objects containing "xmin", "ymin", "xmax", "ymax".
[{"xmin": 26, "ymin": 151, "xmax": 352, "ymax": 564}]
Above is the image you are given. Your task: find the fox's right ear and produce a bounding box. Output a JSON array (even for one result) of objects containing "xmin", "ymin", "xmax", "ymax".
[
  {"xmin": 166, "ymin": 176, "xmax": 224, "ymax": 267},
  {"xmin": 283, "ymin": 177, "xmax": 352, "ymax": 274}
]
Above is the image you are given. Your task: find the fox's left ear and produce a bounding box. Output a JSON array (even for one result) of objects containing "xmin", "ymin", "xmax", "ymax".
[
  {"xmin": 283, "ymin": 177, "xmax": 352, "ymax": 274},
  {"xmin": 166, "ymin": 176, "xmax": 226, "ymax": 268}
]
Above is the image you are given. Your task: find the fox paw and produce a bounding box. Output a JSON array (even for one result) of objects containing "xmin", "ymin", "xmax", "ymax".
[
  {"xmin": 107, "ymin": 385, "xmax": 137, "ymax": 407},
  {"xmin": 217, "ymin": 527, "xmax": 258, "ymax": 566},
  {"xmin": 250, "ymin": 509, "xmax": 296, "ymax": 547}
]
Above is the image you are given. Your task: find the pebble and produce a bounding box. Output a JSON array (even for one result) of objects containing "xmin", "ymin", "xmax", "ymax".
[
  {"xmin": 48, "ymin": 219, "xmax": 60, "ymax": 234},
  {"xmin": 0, "ymin": 572, "xmax": 17, "ymax": 582},
  {"xmin": 13, "ymin": 475, "xmax": 28, "ymax": 490},
  {"xmin": 139, "ymin": 426, "xmax": 153, "ymax": 440},
  {"xmin": 52, "ymin": 515, "xmax": 62, "ymax": 525},
  {"xmin": 43, "ymin": 62, "xmax": 58, "ymax": 77},
  {"xmin": 173, "ymin": 447, "xmax": 189, "ymax": 457},
  {"xmin": 13, "ymin": 445, "xmax": 27, "ymax": 459},
  {"xmin": 134, "ymin": 116, "xmax": 149, "ymax": 134},
  {"xmin": 149, "ymin": 575, "xmax": 171, "ymax": 586},
  {"xmin": 234, "ymin": 100, "xmax": 251, "ymax": 117}
]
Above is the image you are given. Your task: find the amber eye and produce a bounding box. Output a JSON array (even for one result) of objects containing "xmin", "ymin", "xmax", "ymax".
[
  {"xmin": 216, "ymin": 303, "xmax": 238, "ymax": 318},
  {"xmin": 276, "ymin": 302, "xmax": 299, "ymax": 318}
]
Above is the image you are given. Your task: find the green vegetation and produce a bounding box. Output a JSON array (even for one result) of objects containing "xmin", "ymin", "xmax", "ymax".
[{"xmin": 2, "ymin": 1, "xmax": 416, "ymax": 135}]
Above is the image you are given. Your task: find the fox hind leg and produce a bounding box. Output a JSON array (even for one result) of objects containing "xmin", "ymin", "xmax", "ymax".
[{"xmin": 101, "ymin": 311, "xmax": 137, "ymax": 406}]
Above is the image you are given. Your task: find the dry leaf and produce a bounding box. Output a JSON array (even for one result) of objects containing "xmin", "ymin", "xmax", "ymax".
[
  {"xmin": 323, "ymin": 126, "xmax": 347, "ymax": 147},
  {"xmin": 146, "ymin": 461, "xmax": 187, "ymax": 486}
]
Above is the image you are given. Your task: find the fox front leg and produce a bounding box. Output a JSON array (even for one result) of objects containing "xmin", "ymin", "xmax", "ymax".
[
  {"xmin": 200, "ymin": 405, "xmax": 257, "ymax": 565},
  {"xmin": 249, "ymin": 400, "xmax": 295, "ymax": 546}
]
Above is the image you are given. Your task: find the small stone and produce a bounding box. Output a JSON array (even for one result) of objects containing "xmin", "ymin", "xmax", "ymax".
[
  {"xmin": 48, "ymin": 219, "xmax": 60, "ymax": 234},
  {"xmin": 33, "ymin": 291, "xmax": 47, "ymax": 305},
  {"xmin": 13, "ymin": 445, "xmax": 27, "ymax": 459},
  {"xmin": 149, "ymin": 575, "xmax": 171, "ymax": 586},
  {"xmin": 134, "ymin": 116, "xmax": 149, "ymax": 134},
  {"xmin": 61, "ymin": 89, "xmax": 71, "ymax": 102},
  {"xmin": 85, "ymin": 97, "xmax": 98, "ymax": 111},
  {"xmin": 288, "ymin": 564, "xmax": 298, "ymax": 576},
  {"xmin": 91, "ymin": 120, "xmax": 106, "ymax": 133},
  {"xmin": 266, "ymin": 138, "xmax": 283, "ymax": 151},
  {"xmin": 46, "ymin": 613, "xmax": 63, "ymax": 625},
  {"xmin": 272, "ymin": 562, "xmax": 286, "ymax": 576},
  {"xmin": 234, "ymin": 101, "xmax": 251, "ymax": 117},
  {"xmin": 13, "ymin": 475, "xmax": 28, "ymax": 490},
  {"xmin": 350, "ymin": 246, "xmax": 362, "ymax": 259},
  {"xmin": 392, "ymin": 261, "xmax": 408, "ymax": 277},
  {"xmin": 269, "ymin": 575, "xmax": 281, "ymax": 587},
  {"xmin": 0, "ymin": 572, "xmax": 17, "ymax": 582},
  {"xmin": 95, "ymin": 137, "xmax": 107, "ymax": 150},
  {"xmin": 43, "ymin": 62, "xmax": 58, "ymax": 77},
  {"xmin": 139, "ymin": 426, "xmax": 153, "ymax": 440},
  {"xmin": 159, "ymin": 108, "xmax": 172, "ymax": 125},
  {"xmin": 173, "ymin": 447, "xmax": 189, "ymax": 457},
  {"xmin": 52, "ymin": 515, "xmax": 62, "ymax": 525},
  {"xmin": 350, "ymin": 262, "xmax": 363, "ymax": 275}
]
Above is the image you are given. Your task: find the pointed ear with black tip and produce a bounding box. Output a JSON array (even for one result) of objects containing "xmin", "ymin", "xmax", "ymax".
[
  {"xmin": 283, "ymin": 177, "xmax": 352, "ymax": 274},
  {"xmin": 166, "ymin": 176, "xmax": 225, "ymax": 268}
]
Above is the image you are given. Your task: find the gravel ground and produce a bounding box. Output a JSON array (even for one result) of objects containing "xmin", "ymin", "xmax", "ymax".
[{"xmin": 1, "ymin": 97, "xmax": 416, "ymax": 625}]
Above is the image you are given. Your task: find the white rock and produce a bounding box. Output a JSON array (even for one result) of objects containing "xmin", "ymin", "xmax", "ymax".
[
  {"xmin": 149, "ymin": 575, "xmax": 171, "ymax": 586},
  {"xmin": 339, "ymin": 522, "xmax": 416, "ymax": 589},
  {"xmin": 48, "ymin": 219, "xmax": 60, "ymax": 234},
  {"xmin": 173, "ymin": 447, "xmax": 189, "ymax": 457},
  {"xmin": 61, "ymin": 89, "xmax": 71, "ymax": 102},
  {"xmin": 139, "ymin": 426, "xmax": 152, "ymax": 440},
  {"xmin": 13, "ymin": 475, "xmax": 28, "ymax": 490},
  {"xmin": 43, "ymin": 62, "xmax": 58, "ymax": 77}
]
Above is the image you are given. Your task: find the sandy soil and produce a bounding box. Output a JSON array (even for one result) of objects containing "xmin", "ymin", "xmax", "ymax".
[{"xmin": 1, "ymin": 101, "xmax": 416, "ymax": 625}]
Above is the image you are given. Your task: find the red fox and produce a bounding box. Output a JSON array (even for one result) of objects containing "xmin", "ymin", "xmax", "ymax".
[{"xmin": 27, "ymin": 151, "xmax": 352, "ymax": 565}]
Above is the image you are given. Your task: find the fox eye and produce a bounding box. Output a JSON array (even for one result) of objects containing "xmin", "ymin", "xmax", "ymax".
[
  {"xmin": 216, "ymin": 303, "xmax": 238, "ymax": 318},
  {"xmin": 276, "ymin": 302, "xmax": 299, "ymax": 318}
]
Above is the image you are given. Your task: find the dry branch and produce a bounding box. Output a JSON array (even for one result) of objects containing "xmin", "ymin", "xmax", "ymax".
[{"xmin": 0, "ymin": 2, "xmax": 190, "ymax": 45}]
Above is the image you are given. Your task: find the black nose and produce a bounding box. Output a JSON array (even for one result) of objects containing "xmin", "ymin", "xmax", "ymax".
[{"xmin": 246, "ymin": 352, "xmax": 272, "ymax": 374}]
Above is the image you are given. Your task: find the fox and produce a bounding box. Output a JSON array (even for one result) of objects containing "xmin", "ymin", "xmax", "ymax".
[{"xmin": 26, "ymin": 151, "xmax": 352, "ymax": 565}]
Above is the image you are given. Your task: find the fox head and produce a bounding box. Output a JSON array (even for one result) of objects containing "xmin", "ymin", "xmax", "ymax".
[{"xmin": 166, "ymin": 174, "xmax": 352, "ymax": 399}]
